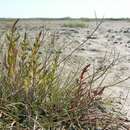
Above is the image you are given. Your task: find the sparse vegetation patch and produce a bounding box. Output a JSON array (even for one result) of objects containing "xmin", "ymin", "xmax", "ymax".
[{"xmin": 0, "ymin": 20, "xmax": 130, "ymax": 130}]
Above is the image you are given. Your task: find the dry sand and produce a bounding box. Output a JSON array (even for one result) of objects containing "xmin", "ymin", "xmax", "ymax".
[{"xmin": 1, "ymin": 19, "xmax": 130, "ymax": 118}]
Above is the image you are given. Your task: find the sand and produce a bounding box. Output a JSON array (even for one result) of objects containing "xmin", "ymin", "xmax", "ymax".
[{"xmin": 1, "ymin": 19, "xmax": 130, "ymax": 118}]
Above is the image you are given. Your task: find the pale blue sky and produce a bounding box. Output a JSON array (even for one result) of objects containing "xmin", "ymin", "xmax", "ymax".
[{"xmin": 0, "ymin": 0, "xmax": 129, "ymax": 18}]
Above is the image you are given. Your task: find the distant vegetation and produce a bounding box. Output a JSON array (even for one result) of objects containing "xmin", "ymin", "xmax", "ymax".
[
  {"xmin": 0, "ymin": 17, "xmax": 130, "ymax": 22},
  {"xmin": 63, "ymin": 21, "xmax": 86, "ymax": 28}
]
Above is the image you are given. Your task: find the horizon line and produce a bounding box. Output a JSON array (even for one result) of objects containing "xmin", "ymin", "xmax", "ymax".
[{"xmin": 0, "ymin": 17, "xmax": 130, "ymax": 19}]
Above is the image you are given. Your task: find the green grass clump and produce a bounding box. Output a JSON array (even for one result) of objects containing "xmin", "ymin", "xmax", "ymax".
[
  {"xmin": 0, "ymin": 20, "xmax": 129, "ymax": 130},
  {"xmin": 63, "ymin": 21, "xmax": 86, "ymax": 28}
]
